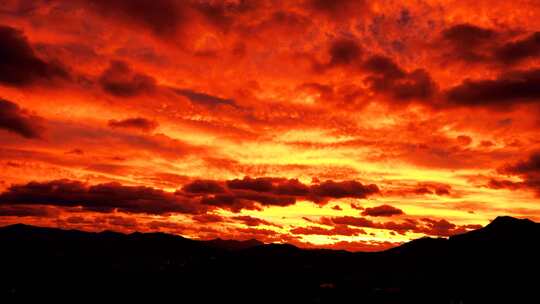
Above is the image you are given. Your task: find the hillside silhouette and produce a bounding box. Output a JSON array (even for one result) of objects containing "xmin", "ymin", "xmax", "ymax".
[{"xmin": 1, "ymin": 216, "xmax": 539, "ymax": 303}]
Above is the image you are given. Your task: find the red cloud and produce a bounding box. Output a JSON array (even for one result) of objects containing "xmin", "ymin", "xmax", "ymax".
[
  {"xmin": 0, "ymin": 25, "xmax": 68, "ymax": 86},
  {"xmin": 192, "ymin": 214, "xmax": 225, "ymax": 223},
  {"xmin": 362, "ymin": 55, "xmax": 436, "ymax": 102},
  {"xmin": 231, "ymin": 215, "xmax": 280, "ymax": 227},
  {"xmin": 320, "ymin": 38, "xmax": 363, "ymax": 69},
  {"xmin": 0, "ymin": 205, "xmax": 58, "ymax": 217},
  {"xmin": 108, "ymin": 117, "xmax": 159, "ymax": 132},
  {"xmin": 0, "ymin": 99, "xmax": 44, "ymax": 139},
  {"xmin": 439, "ymin": 24, "xmax": 540, "ymax": 66},
  {"xmin": 1, "ymin": 0, "xmax": 537, "ymax": 250},
  {"xmin": 440, "ymin": 23, "xmax": 497, "ymax": 63},
  {"xmin": 290, "ymin": 224, "xmax": 365, "ymax": 236},
  {"xmin": 361, "ymin": 205, "xmax": 404, "ymax": 217},
  {"xmin": 324, "ymin": 216, "xmax": 480, "ymax": 237},
  {"xmin": 499, "ymin": 152, "xmax": 540, "ymax": 196},
  {"xmin": 84, "ymin": 0, "xmax": 189, "ymax": 37},
  {"xmin": 306, "ymin": 0, "xmax": 368, "ymax": 20},
  {"xmin": 99, "ymin": 60, "xmax": 156, "ymax": 97}
]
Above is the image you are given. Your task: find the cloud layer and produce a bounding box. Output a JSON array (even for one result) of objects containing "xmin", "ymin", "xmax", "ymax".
[{"xmin": 1, "ymin": 0, "xmax": 540, "ymax": 250}]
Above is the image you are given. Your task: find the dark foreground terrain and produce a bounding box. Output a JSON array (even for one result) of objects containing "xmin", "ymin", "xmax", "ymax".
[{"xmin": 1, "ymin": 216, "xmax": 539, "ymax": 303}]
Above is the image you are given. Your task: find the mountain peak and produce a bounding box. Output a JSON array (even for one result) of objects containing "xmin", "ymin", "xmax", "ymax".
[
  {"xmin": 2, "ymin": 223, "xmax": 32, "ymax": 230},
  {"xmin": 449, "ymin": 215, "xmax": 540, "ymax": 243},
  {"xmin": 486, "ymin": 216, "xmax": 536, "ymax": 229}
]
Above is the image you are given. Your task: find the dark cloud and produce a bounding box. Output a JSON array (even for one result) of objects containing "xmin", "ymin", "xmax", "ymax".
[
  {"xmin": 174, "ymin": 89, "xmax": 237, "ymax": 107},
  {"xmin": 306, "ymin": 0, "xmax": 368, "ymax": 19},
  {"xmin": 232, "ymin": 227, "xmax": 280, "ymax": 239},
  {"xmin": 0, "ymin": 25, "xmax": 67, "ymax": 86},
  {"xmin": 108, "ymin": 117, "xmax": 159, "ymax": 132},
  {"xmin": 363, "ymin": 55, "xmax": 405, "ymax": 78},
  {"xmin": 503, "ymin": 152, "xmax": 540, "ymax": 175},
  {"xmin": 200, "ymin": 194, "xmax": 261, "ymax": 213},
  {"xmin": 227, "ymin": 177, "xmax": 274, "ymax": 192},
  {"xmin": 324, "ymin": 215, "xmax": 477, "ymax": 237},
  {"xmin": 226, "ymin": 176, "xmax": 310, "ymax": 196},
  {"xmin": 440, "ymin": 24, "xmax": 540, "ymax": 66},
  {"xmin": 99, "ymin": 60, "xmax": 156, "ymax": 97},
  {"xmin": 495, "ymin": 32, "xmax": 540, "ymax": 64},
  {"xmin": 191, "ymin": 1, "xmax": 232, "ymax": 30},
  {"xmin": 480, "ymin": 140, "xmax": 494, "ymax": 148},
  {"xmin": 442, "ymin": 24, "xmax": 496, "ymax": 45},
  {"xmin": 327, "ymin": 39, "xmax": 363, "ymax": 67},
  {"xmin": 183, "ymin": 180, "xmax": 226, "ymax": 194},
  {"xmin": 192, "ymin": 214, "xmax": 225, "ymax": 223},
  {"xmin": 329, "ymin": 215, "xmax": 377, "ymax": 228},
  {"xmin": 64, "ymin": 215, "xmax": 94, "ymax": 225},
  {"xmin": 232, "ymin": 215, "xmax": 280, "ymax": 227},
  {"xmin": 378, "ymin": 220, "xmax": 419, "ymax": 235},
  {"xmin": 446, "ymin": 69, "xmax": 540, "ymax": 108},
  {"xmin": 485, "ymin": 178, "xmax": 524, "ymax": 190},
  {"xmin": 314, "ymin": 38, "xmax": 363, "ymax": 72},
  {"xmin": 0, "ymin": 179, "xmax": 204, "ymax": 215},
  {"xmin": 419, "ymin": 218, "xmax": 456, "ymax": 237},
  {"xmin": 413, "ymin": 188, "xmax": 435, "ymax": 195},
  {"xmin": 434, "ymin": 187, "xmax": 450, "ymax": 196},
  {"xmin": 86, "ymin": 0, "xmax": 188, "ymax": 37},
  {"xmin": 0, "ymin": 205, "xmax": 58, "ymax": 217},
  {"xmin": 185, "ymin": 178, "xmax": 301, "ymax": 212},
  {"xmin": 104, "ymin": 215, "xmax": 139, "ymax": 228},
  {"xmin": 361, "ymin": 204, "xmax": 404, "ymax": 217},
  {"xmin": 194, "ymin": 0, "xmax": 261, "ymax": 31},
  {"xmin": 147, "ymin": 220, "xmax": 186, "ymax": 232},
  {"xmin": 85, "ymin": 0, "xmax": 262, "ymax": 38},
  {"xmin": 362, "ymin": 55, "xmax": 436, "ymax": 101},
  {"xmin": 179, "ymin": 177, "xmax": 379, "ymax": 212},
  {"xmin": 441, "ymin": 23, "xmax": 496, "ymax": 62},
  {"xmin": 273, "ymin": 179, "xmax": 311, "ymax": 196},
  {"xmin": 457, "ymin": 135, "xmax": 472, "ymax": 146},
  {"xmin": 500, "ymin": 152, "xmax": 540, "ymax": 196},
  {"xmin": 350, "ymin": 203, "xmax": 363, "ymax": 210},
  {"xmin": 231, "ymin": 190, "xmax": 296, "ymax": 207},
  {"xmin": 209, "ymin": 177, "xmax": 378, "ymax": 207},
  {"xmin": 227, "ymin": 177, "xmax": 308, "ymax": 196},
  {"xmin": 310, "ymin": 180, "xmax": 379, "ymax": 202},
  {"xmin": 0, "ymin": 98, "xmax": 44, "ymax": 138}
]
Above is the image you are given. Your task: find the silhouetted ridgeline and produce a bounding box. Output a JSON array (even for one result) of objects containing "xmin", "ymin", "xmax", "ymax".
[{"xmin": 1, "ymin": 216, "xmax": 539, "ymax": 303}]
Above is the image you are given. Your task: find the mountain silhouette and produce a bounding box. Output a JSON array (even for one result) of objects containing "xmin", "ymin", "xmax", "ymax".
[
  {"xmin": 0, "ymin": 216, "xmax": 538, "ymax": 303},
  {"xmin": 202, "ymin": 238, "xmax": 265, "ymax": 250},
  {"xmin": 451, "ymin": 215, "xmax": 540, "ymax": 242}
]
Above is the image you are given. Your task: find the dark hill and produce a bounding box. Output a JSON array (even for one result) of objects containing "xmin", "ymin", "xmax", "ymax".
[
  {"xmin": 202, "ymin": 237, "xmax": 265, "ymax": 250},
  {"xmin": 0, "ymin": 216, "xmax": 539, "ymax": 303}
]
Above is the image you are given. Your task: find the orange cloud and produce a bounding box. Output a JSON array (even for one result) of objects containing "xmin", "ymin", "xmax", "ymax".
[{"xmin": 1, "ymin": 0, "xmax": 540, "ymax": 251}]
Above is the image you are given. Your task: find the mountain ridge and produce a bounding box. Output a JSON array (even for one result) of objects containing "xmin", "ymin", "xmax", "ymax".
[
  {"xmin": 1, "ymin": 216, "xmax": 539, "ymax": 303},
  {"xmin": 2, "ymin": 215, "xmax": 536, "ymax": 253}
]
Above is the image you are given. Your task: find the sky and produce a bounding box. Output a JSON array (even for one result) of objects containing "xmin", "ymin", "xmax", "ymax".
[{"xmin": 1, "ymin": 0, "xmax": 540, "ymax": 251}]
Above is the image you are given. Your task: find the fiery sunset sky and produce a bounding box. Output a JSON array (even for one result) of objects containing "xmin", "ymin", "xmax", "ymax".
[{"xmin": 1, "ymin": 0, "xmax": 540, "ymax": 251}]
